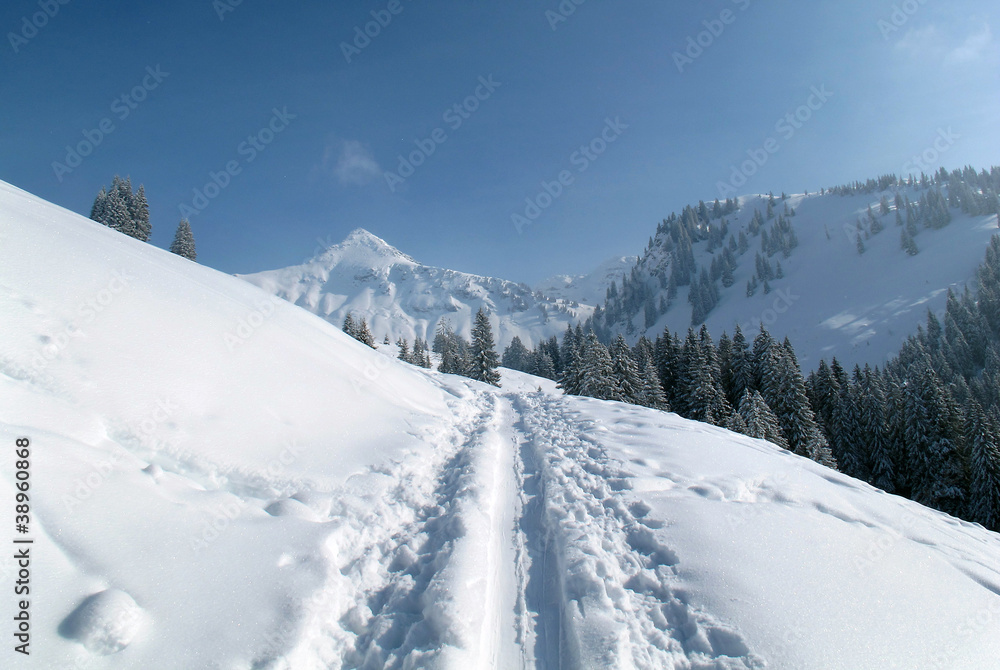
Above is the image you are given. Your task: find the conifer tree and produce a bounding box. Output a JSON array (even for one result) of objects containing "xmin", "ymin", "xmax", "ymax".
[
  {"xmin": 114, "ymin": 176, "xmax": 137, "ymax": 238},
  {"xmin": 438, "ymin": 333, "xmax": 466, "ymax": 375},
  {"xmin": 413, "ymin": 338, "xmax": 432, "ymax": 368},
  {"xmin": 635, "ymin": 347, "xmax": 668, "ymax": 410},
  {"xmin": 577, "ymin": 331, "xmax": 616, "ymax": 400},
  {"xmin": 859, "ymin": 369, "xmax": 892, "ymax": 491},
  {"xmin": 901, "ymin": 228, "xmax": 919, "ymax": 256},
  {"xmin": 90, "ymin": 176, "xmax": 152, "ymax": 241},
  {"xmin": 130, "ymin": 184, "xmax": 151, "ymax": 241},
  {"xmin": 502, "ymin": 336, "xmax": 532, "ymax": 372},
  {"xmin": 831, "ymin": 379, "xmax": 865, "ymax": 478},
  {"xmin": 102, "ymin": 187, "xmax": 131, "ymax": 233},
  {"xmin": 738, "ymin": 390, "xmax": 788, "ymax": 449},
  {"xmin": 468, "ymin": 308, "xmax": 501, "ymax": 386},
  {"xmin": 169, "ymin": 219, "xmax": 197, "ymax": 260},
  {"xmin": 609, "ymin": 335, "xmax": 641, "ymax": 404},
  {"xmin": 558, "ymin": 346, "xmax": 584, "ymax": 396},
  {"xmin": 725, "ymin": 326, "xmax": 754, "ymax": 407},
  {"xmin": 967, "ymin": 404, "xmax": 1000, "ymax": 531},
  {"xmin": 356, "ymin": 318, "xmax": 376, "ymax": 348},
  {"xmin": 342, "ymin": 313, "xmax": 357, "ymax": 338},
  {"xmin": 90, "ymin": 187, "xmax": 107, "ymax": 222},
  {"xmin": 904, "ymin": 367, "xmax": 967, "ymax": 515},
  {"xmin": 531, "ymin": 349, "xmax": 556, "ymax": 380}
]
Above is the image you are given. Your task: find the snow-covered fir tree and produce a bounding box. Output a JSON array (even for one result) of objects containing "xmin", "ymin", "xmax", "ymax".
[
  {"xmin": 90, "ymin": 176, "xmax": 154, "ymax": 241},
  {"xmin": 738, "ymin": 390, "xmax": 788, "ymax": 449},
  {"xmin": 169, "ymin": 219, "xmax": 197, "ymax": 261},
  {"xmin": 468, "ymin": 308, "xmax": 501, "ymax": 386}
]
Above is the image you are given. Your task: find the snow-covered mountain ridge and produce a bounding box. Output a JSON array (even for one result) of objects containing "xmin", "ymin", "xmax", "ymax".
[
  {"xmin": 534, "ymin": 254, "xmax": 638, "ymax": 306},
  {"xmin": 239, "ymin": 227, "xmax": 592, "ymax": 349},
  {"xmin": 2, "ymin": 179, "xmax": 1000, "ymax": 668},
  {"xmin": 591, "ymin": 175, "xmax": 1000, "ymax": 369}
]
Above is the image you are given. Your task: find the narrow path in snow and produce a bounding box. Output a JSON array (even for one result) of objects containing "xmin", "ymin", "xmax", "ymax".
[
  {"xmin": 510, "ymin": 403, "xmax": 565, "ymax": 669},
  {"xmin": 280, "ymin": 385, "xmax": 764, "ymax": 669},
  {"xmin": 509, "ymin": 392, "xmax": 764, "ymax": 670},
  {"xmin": 270, "ymin": 382, "xmax": 494, "ymax": 668}
]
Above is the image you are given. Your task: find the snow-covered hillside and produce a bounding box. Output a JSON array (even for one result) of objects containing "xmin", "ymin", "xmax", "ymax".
[
  {"xmin": 535, "ymin": 255, "xmax": 638, "ymax": 306},
  {"xmin": 239, "ymin": 229, "xmax": 591, "ymax": 349},
  {"xmin": 597, "ymin": 187, "xmax": 1000, "ymax": 370},
  {"xmin": 2, "ymin": 179, "xmax": 1000, "ymax": 669}
]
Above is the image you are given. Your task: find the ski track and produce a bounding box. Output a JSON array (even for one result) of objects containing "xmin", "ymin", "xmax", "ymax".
[
  {"xmin": 270, "ymin": 381, "xmax": 517, "ymax": 669},
  {"xmin": 200, "ymin": 383, "xmax": 765, "ymax": 669},
  {"xmin": 510, "ymin": 392, "xmax": 764, "ymax": 670}
]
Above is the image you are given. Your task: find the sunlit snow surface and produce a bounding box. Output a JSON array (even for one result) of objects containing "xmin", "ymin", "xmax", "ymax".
[
  {"xmin": 637, "ymin": 192, "xmax": 1000, "ymax": 370},
  {"xmin": 1, "ymin": 180, "xmax": 999, "ymax": 669}
]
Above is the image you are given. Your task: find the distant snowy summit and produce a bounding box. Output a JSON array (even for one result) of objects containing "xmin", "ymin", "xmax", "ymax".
[
  {"xmin": 535, "ymin": 255, "xmax": 638, "ymax": 306},
  {"xmin": 238, "ymin": 228, "xmax": 594, "ymax": 348},
  {"xmin": 315, "ymin": 227, "xmax": 418, "ymax": 268}
]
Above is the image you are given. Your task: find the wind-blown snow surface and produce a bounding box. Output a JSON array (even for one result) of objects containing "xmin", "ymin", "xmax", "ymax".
[
  {"xmin": 2, "ymin": 179, "xmax": 1000, "ymax": 669},
  {"xmin": 535, "ymin": 255, "xmax": 638, "ymax": 307},
  {"xmin": 238, "ymin": 229, "xmax": 592, "ymax": 349}
]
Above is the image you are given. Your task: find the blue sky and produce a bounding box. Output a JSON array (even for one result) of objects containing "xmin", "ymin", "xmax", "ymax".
[{"xmin": 2, "ymin": 0, "xmax": 998, "ymax": 284}]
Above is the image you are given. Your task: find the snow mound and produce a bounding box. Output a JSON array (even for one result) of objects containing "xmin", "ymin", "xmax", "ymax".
[
  {"xmin": 265, "ymin": 497, "xmax": 322, "ymax": 521},
  {"xmin": 58, "ymin": 589, "xmax": 144, "ymax": 655}
]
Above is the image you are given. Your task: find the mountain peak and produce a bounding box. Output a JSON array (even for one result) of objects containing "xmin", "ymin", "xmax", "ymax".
[
  {"xmin": 344, "ymin": 227, "xmax": 390, "ymax": 247},
  {"xmin": 311, "ymin": 228, "xmax": 416, "ymax": 266}
]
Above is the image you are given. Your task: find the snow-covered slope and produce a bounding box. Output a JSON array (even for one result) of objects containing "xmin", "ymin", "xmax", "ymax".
[
  {"xmin": 600, "ymin": 188, "xmax": 999, "ymax": 369},
  {"xmin": 535, "ymin": 255, "xmax": 638, "ymax": 306},
  {"xmin": 239, "ymin": 229, "xmax": 591, "ymax": 349},
  {"xmin": 2, "ymin": 179, "xmax": 1000, "ymax": 669}
]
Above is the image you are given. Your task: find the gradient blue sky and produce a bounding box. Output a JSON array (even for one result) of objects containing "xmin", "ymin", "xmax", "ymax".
[{"xmin": 2, "ymin": 0, "xmax": 998, "ymax": 283}]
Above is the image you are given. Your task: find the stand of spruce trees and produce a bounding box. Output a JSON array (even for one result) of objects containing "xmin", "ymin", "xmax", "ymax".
[
  {"xmin": 808, "ymin": 236, "xmax": 1000, "ymax": 531},
  {"xmin": 501, "ymin": 235, "xmax": 1000, "ymax": 532},
  {"xmin": 90, "ymin": 176, "xmax": 151, "ymax": 241},
  {"xmin": 591, "ymin": 167, "xmax": 1000, "ymax": 338},
  {"xmin": 505, "ymin": 322, "xmax": 837, "ymax": 469}
]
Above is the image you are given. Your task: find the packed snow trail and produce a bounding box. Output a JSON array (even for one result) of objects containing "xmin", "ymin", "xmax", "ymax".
[
  {"xmin": 508, "ymin": 391, "xmax": 763, "ymax": 670},
  {"xmin": 274, "ymin": 379, "xmax": 526, "ymax": 669},
  {"xmin": 273, "ymin": 382, "xmax": 762, "ymax": 669}
]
